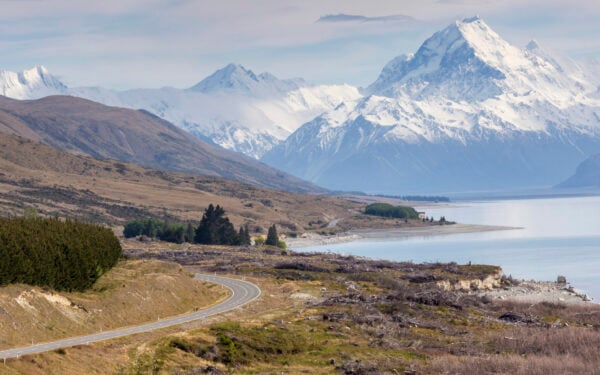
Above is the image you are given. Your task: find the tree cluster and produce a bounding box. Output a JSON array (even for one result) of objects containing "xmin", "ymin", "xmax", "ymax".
[
  {"xmin": 123, "ymin": 205, "xmax": 252, "ymax": 246},
  {"xmin": 0, "ymin": 217, "xmax": 122, "ymax": 291},
  {"xmin": 194, "ymin": 204, "xmax": 250, "ymax": 246},
  {"xmin": 364, "ymin": 203, "xmax": 419, "ymax": 219},
  {"xmin": 123, "ymin": 218, "xmax": 194, "ymax": 244}
]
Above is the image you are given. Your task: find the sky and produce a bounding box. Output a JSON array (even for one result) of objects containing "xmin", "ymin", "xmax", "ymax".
[{"xmin": 1, "ymin": 0, "xmax": 599, "ymax": 90}]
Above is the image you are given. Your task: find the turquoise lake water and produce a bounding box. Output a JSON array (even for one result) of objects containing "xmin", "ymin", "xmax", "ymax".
[{"xmin": 297, "ymin": 196, "xmax": 600, "ymax": 300}]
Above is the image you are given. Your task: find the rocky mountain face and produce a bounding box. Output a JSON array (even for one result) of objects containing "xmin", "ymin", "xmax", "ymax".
[
  {"xmin": 262, "ymin": 17, "xmax": 600, "ymax": 194},
  {"xmin": 0, "ymin": 64, "xmax": 360, "ymax": 159},
  {"xmin": 559, "ymin": 154, "xmax": 600, "ymax": 188},
  {"xmin": 0, "ymin": 95, "xmax": 323, "ymax": 193}
]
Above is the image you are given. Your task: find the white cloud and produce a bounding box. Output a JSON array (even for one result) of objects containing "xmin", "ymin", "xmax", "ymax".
[{"xmin": 0, "ymin": 0, "xmax": 598, "ymax": 88}]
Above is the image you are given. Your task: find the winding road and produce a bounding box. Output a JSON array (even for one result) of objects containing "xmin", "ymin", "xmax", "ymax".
[{"xmin": 0, "ymin": 274, "xmax": 261, "ymax": 360}]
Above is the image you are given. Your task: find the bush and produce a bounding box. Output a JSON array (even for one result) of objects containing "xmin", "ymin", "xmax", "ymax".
[
  {"xmin": 123, "ymin": 218, "xmax": 190, "ymax": 244},
  {"xmin": 364, "ymin": 203, "xmax": 418, "ymax": 219},
  {"xmin": 0, "ymin": 217, "xmax": 122, "ymax": 291}
]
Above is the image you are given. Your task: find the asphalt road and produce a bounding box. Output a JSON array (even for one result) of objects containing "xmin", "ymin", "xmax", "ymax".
[{"xmin": 0, "ymin": 274, "xmax": 261, "ymax": 360}]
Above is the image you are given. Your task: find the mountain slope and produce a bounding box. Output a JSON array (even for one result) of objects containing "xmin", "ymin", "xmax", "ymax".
[
  {"xmin": 0, "ymin": 134, "xmax": 357, "ymax": 231},
  {"xmin": 0, "ymin": 95, "xmax": 323, "ymax": 193},
  {"xmin": 0, "ymin": 65, "xmax": 361, "ymax": 159},
  {"xmin": 263, "ymin": 17, "xmax": 600, "ymax": 194},
  {"xmin": 559, "ymin": 154, "xmax": 600, "ymax": 188}
]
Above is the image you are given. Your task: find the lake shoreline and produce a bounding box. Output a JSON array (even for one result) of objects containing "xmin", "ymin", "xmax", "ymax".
[
  {"xmin": 287, "ymin": 223, "xmax": 595, "ymax": 306},
  {"xmin": 286, "ymin": 223, "xmax": 519, "ymax": 249},
  {"xmin": 478, "ymin": 279, "xmax": 594, "ymax": 306}
]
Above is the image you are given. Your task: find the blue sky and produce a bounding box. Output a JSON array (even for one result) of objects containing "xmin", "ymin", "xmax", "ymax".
[{"xmin": 1, "ymin": 0, "xmax": 599, "ymax": 89}]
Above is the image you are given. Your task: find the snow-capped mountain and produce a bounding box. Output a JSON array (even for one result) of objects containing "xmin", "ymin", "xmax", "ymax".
[
  {"xmin": 263, "ymin": 17, "xmax": 600, "ymax": 194},
  {"xmin": 0, "ymin": 64, "xmax": 360, "ymax": 159},
  {"xmin": 189, "ymin": 63, "xmax": 304, "ymax": 95},
  {"xmin": 0, "ymin": 66, "xmax": 67, "ymax": 99}
]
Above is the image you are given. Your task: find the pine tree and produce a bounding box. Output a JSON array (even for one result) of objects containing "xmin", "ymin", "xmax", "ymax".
[
  {"xmin": 238, "ymin": 225, "xmax": 251, "ymax": 245},
  {"xmin": 194, "ymin": 204, "xmax": 239, "ymax": 245},
  {"xmin": 266, "ymin": 224, "xmax": 278, "ymax": 246},
  {"xmin": 195, "ymin": 204, "xmax": 219, "ymax": 244},
  {"xmin": 185, "ymin": 223, "xmax": 195, "ymax": 243}
]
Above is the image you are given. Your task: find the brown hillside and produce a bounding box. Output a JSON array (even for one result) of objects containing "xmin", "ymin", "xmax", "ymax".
[
  {"xmin": 0, "ymin": 134, "xmax": 360, "ymax": 234},
  {"xmin": 0, "ymin": 95, "xmax": 322, "ymax": 193}
]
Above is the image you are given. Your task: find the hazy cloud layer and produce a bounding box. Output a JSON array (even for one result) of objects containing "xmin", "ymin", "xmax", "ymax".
[
  {"xmin": 0, "ymin": 0, "xmax": 598, "ymax": 89},
  {"xmin": 316, "ymin": 14, "xmax": 418, "ymax": 24}
]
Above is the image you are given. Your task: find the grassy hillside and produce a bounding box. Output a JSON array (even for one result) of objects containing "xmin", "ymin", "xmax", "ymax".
[
  {"xmin": 0, "ymin": 259, "xmax": 227, "ymax": 350},
  {"xmin": 0, "ymin": 95, "xmax": 321, "ymax": 193},
  {"xmin": 0, "ymin": 134, "xmax": 361, "ymax": 235}
]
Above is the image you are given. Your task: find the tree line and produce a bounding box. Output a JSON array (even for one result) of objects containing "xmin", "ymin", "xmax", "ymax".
[
  {"xmin": 123, "ymin": 204, "xmax": 286, "ymax": 247},
  {"xmin": 0, "ymin": 217, "xmax": 122, "ymax": 291},
  {"xmin": 364, "ymin": 203, "xmax": 419, "ymax": 219}
]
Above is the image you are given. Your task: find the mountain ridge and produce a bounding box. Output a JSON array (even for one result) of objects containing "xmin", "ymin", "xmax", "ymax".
[
  {"xmin": 559, "ymin": 153, "xmax": 600, "ymax": 188},
  {"xmin": 0, "ymin": 64, "xmax": 360, "ymax": 159},
  {"xmin": 0, "ymin": 95, "xmax": 324, "ymax": 193}
]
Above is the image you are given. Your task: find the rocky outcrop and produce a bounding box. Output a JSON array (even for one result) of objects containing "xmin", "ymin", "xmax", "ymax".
[{"xmin": 436, "ymin": 270, "xmax": 503, "ymax": 291}]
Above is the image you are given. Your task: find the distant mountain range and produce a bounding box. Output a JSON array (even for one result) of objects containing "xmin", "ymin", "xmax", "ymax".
[
  {"xmin": 0, "ymin": 95, "xmax": 322, "ymax": 193},
  {"xmin": 2, "ymin": 17, "xmax": 599, "ymax": 194},
  {"xmin": 263, "ymin": 17, "xmax": 600, "ymax": 194},
  {"xmin": 559, "ymin": 153, "xmax": 600, "ymax": 188},
  {"xmin": 0, "ymin": 64, "xmax": 360, "ymax": 159}
]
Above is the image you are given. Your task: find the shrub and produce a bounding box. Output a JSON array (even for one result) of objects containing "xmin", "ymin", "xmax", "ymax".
[
  {"xmin": 364, "ymin": 203, "xmax": 419, "ymax": 219},
  {"xmin": 0, "ymin": 217, "xmax": 122, "ymax": 291}
]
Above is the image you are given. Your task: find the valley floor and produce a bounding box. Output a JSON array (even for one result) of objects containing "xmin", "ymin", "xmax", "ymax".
[{"xmin": 1, "ymin": 239, "xmax": 597, "ymax": 374}]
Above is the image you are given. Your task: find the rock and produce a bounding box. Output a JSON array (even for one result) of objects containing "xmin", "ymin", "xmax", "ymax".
[
  {"xmin": 557, "ymin": 275, "xmax": 567, "ymax": 284},
  {"xmin": 498, "ymin": 312, "xmax": 538, "ymax": 325}
]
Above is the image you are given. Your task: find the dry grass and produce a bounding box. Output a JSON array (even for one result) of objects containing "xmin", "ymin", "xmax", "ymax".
[
  {"xmin": 4, "ymin": 241, "xmax": 599, "ymax": 374},
  {"xmin": 429, "ymin": 354, "xmax": 599, "ymax": 375},
  {"xmin": 0, "ymin": 259, "xmax": 227, "ymax": 349},
  {"xmin": 0, "ymin": 134, "xmax": 363, "ymax": 235}
]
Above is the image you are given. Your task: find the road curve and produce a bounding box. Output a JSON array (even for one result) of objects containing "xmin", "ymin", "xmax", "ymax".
[{"xmin": 0, "ymin": 274, "xmax": 261, "ymax": 360}]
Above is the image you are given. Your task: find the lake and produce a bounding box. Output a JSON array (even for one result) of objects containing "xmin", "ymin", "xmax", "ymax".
[{"xmin": 297, "ymin": 196, "xmax": 600, "ymax": 300}]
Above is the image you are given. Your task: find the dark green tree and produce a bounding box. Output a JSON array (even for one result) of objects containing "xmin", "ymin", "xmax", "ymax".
[
  {"xmin": 159, "ymin": 223, "xmax": 185, "ymax": 244},
  {"xmin": 185, "ymin": 222, "xmax": 195, "ymax": 243},
  {"xmin": 238, "ymin": 225, "xmax": 251, "ymax": 245},
  {"xmin": 194, "ymin": 204, "xmax": 239, "ymax": 245},
  {"xmin": 266, "ymin": 224, "xmax": 279, "ymax": 246}
]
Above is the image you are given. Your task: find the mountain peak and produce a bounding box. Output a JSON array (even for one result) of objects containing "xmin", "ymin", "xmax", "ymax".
[
  {"xmin": 0, "ymin": 65, "xmax": 66, "ymax": 99},
  {"xmin": 189, "ymin": 63, "xmax": 258, "ymax": 93},
  {"xmin": 461, "ymin": 15, "xmax": 481, "ymax": 23},
  {"xmin": 189, "ymin": 63, "xmax": 303, "ymax": 96},
  {"xmin": 367, "ymin": 16, "xmax": 507, "ymax": 100},
  {"xmin": 526, "ymin": 39, "xmax": 541, "ymax": 51}
]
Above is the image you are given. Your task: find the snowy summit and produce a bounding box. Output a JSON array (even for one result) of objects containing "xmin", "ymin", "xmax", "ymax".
[{"xmin": 262, "ymin": 17, "xmax": 600, "ymax": 194}]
